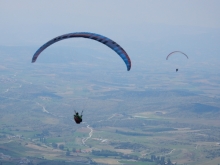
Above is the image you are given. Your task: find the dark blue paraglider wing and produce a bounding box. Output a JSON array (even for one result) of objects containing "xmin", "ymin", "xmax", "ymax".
[{"xmin": 32, "ymin": 32, "xmax": 131, "ymax": 71}]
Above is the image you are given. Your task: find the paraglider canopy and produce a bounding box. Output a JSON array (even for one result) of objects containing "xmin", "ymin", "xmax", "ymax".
[
  {"xmin": 166, "ymin": 51, "xmax": 188, "ymax": 60},
  {"xmin": 32, "ymin": 32, "xmax": 131, "ymax": 71}
]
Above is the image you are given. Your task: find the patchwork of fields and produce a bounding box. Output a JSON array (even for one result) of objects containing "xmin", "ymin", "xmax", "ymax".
[{"xmin": 1, "ymin": 47, "xmax": 220, "ymax": 164}]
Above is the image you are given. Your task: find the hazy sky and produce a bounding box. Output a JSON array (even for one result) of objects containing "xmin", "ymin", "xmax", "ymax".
[{"xmin": 1, "ymin": 0, "xmax": 220, "ymax": 46}]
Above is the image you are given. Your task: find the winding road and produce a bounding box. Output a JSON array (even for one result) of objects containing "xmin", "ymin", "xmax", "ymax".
[{"xmin": 82, "ymin": 124, "xmax": 93, "ymax": 146}]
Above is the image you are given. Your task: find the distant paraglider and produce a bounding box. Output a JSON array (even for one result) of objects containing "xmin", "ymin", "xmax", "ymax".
[
  {"xmin": 166, "ymin": 51, "xmax": 188, "ymax": 60},
  {"xmin": 32, "ymin": 32, "xmax": 131, "ymax": 71},
  {"xmin": 166, "ymin": 51, "xmax": 188, "ymax": 72}
]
